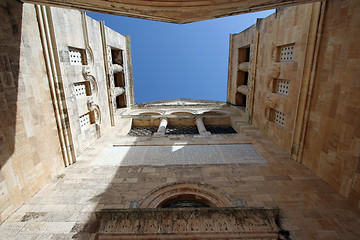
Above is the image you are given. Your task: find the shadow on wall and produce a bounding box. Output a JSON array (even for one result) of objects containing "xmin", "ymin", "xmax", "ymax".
[{"xmin": 0, "ymin": 0, "xmax": 22, "ymax": 168}]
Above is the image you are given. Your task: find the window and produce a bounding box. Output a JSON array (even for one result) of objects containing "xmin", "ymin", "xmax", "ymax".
[
  {"xmin": 278, "ymin": 44, "xmax": 295, "ymax": 62},
  {"xmin": 74, "ymin": 82, "xmax": 91, "ymax": 97},
  {"xmin": 69, "ymin": 47, "xmax": 87, "ymax": 65},
  {"xmin": 79, "ymin": 111, "xmax": 95, "ymax": 131},
  {"xmin": 79, "ymin": 113, "xmax": 91, "ymax": 130},
  {"xmin": 272, "ymin": 109, "xmax": 285, "ymax": 127},
  {"xmin": 275, "ymin": 79, "xmax": 290, "ymax": 96}
]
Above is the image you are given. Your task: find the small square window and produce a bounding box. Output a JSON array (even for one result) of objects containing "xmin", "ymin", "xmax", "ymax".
[
  {"xmin": 69, "ymin": 47, "xmax": 87, "ymax": 65},
  {"xmin": 278, "ymin": 44, "xmax": 295, "ymax": 62},
  {"xmin": 275, "ymin": 79, "xmax": 290, "ymax": 96},
  {"xmin": 272, "ymin": 109, "xmax": 285, "ymax": 127},
  {"xmin": 74, "ymin": 82, "xmax": 91, "ymax": 97}
]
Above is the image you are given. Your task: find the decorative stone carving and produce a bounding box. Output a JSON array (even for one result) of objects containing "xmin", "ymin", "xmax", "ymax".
[
  {"xmin": 246, "ymin": 43, "xmax": 257, "ymax": 114},
  {"xmin": 82, "ymin": 66, "xmax": 98, "ymax": 96},
  {"xmin": 96, "ymin": 207, "xmax": 280, "ymax": 239},
  {"xmin": 266, "ymin": 63, "xmax": 280, "ymax": 91},
  {"xmin": 85, "ymin": 46, "xmax": 94, "ymax": 66},
  {"xmin": 270, "ymin": 43, "xmax": 277, "ymax": 61},
  {"xmin": 87, "ymin": 98, "xmax": 101, "ymax": 125},
  {"xmin": 139, "ymin": 182, "xmax": 234, "ymax": 208},
  {"xmin": 264, "ymin": 94, "xmax": 277, "ymax": 120}
]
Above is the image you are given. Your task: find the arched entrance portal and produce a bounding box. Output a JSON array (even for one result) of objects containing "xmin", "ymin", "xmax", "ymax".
[{"xmin": 96, "ymin": 182, "xmax": 280, "ymax": 239}]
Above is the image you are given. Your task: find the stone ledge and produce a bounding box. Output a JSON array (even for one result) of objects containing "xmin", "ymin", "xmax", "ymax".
[{"xmin": 96, "ymin": 207, "xmax": 280, "ymax": 239}]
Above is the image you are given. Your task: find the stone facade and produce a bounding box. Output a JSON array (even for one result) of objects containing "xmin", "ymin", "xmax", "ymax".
[
  {"xmin": 0, "ymin": 0, "xmax": 360, "ymax": 239},
  {"xmin": 0, "ymin": 1, "xmax": 133, "ymax": 222},
  {"xmin": 228, "ymin": 0, "xmax": 360, "ymax": 209}
]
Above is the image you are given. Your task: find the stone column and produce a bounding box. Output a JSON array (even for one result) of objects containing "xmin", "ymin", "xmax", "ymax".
[
  {"xmin": 114, "ymin": 87, "xmax": 125, "ymax": 97},
  {"xmin": 196, "ymin": 117, "xmax": 211, "ymax": 136},
  {"xmin": 154, "ymin": 118, "xmax": 168, "ymax": 136}
]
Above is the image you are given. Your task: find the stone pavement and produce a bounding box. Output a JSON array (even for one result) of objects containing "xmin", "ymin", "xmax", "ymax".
[
  {"xmin": 0, "ymin": 125, "xmax": 360, "ymax": 239},
  {"xmin": 97, "ymin": 144, "xmax": 266, "ymax": 166}
]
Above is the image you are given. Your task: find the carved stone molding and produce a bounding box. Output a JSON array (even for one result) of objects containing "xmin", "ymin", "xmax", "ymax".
[
  {"xmin": 139, "ymin": 182, "xmax": 235, "ymax": 208},
  {"xmin": 87, "ymin": 98, "xmax": 101, "ymax": 125},
  {"xmin": 85, "ymin": 46, "xmax": 94, "ymax": 66},
  {"xmin": 82, "ymin": 66, "xmax": 98, "ymax": 96},
  {"xmin": 264, "ymin": 94, "xmax": 277, "ymax": 120},
  {"xmin": 266, "ymin": 63, "xmax": 280, "ymax": 91},
  {"xmin": 96, "ymin": 207, "xmax": 280, "ymax": 239},
  {"xmin": 270, "ymin": 43, "xmax": 277, "ymax": 61}
]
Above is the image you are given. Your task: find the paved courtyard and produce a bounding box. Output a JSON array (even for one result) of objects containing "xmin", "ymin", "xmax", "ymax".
[{"xmin": 0, "ymin": 124, "xmax": 360, "ymax": 239}]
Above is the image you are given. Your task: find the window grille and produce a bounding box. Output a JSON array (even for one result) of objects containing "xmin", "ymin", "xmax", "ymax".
[
  {"xmin": 280, "ymin": 45, "xmax": 294, "ymax": 62},
  {"xmin": 276, "ymin": 80, "xmax": 290, "ymax": 95},
  {"xmin": 79, "ymin": 113, "xmax": 91, "ymax": 130},
  {"xmin": 69, "ymin": 47, "xmax": 85, "ymax": 65},
  {"xmin": 74, "ymin": 83, "xmax": 87, "ymax": 97},
  {"xmin": 273, "ymin": 110, "xmax": 285, "ymax": 127}
]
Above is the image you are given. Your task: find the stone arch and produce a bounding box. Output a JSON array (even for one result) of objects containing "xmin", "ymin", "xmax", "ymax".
[
  {"xmin": 130, "ymin": 110, "xmax": 164, "ymax": 115},
  {"xmin": 201, "ymin": 110, "xmax": 229, "ymax": 115},
  {"xmin": 139, "ymin": 112, "xmax": 162, "ymax": 116},
  {"xmin": 138, "ymin": 182, "xmax": 235, "ymax": 208},
  {"xmin": 165, "ymin": 109, "xmax": 197, "ymax": 115}
]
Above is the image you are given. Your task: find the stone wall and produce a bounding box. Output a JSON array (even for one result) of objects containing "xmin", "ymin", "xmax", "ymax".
[
  {"xmin": 228, "ymin": 0, "xmax": 360, "ymax": 209},
  {"xmin": 0, "ymin": 1, "xmax": 64, "ymax": 222},
  {"xmin": 302, "ymin": 0, "xmax": 360, "ymax": 207},
  {"xmin": 228, "ymin": 3, "xmax": 318, "ymax": 152},
  {"xmin": 49, "ymin": 7, "xmax": 112, "ymax": 156}
]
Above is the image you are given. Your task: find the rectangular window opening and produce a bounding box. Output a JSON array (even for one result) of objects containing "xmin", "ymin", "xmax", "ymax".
[
  {"xmin": 116, "ymin": 94, "xmax": 127, "ymax": 109},
  {"xmin": 111, "ymin": 48, "xmax": 124, "ymax": 65},
  {"xmin": 273, "ymin": 79, "xmax": 290, "ymax": 96},
  {"xmin": 271, "ymin": 109, "xmax": 285, "ymax": 127},
  {"xmin": 277, "ymin": 43, "xmax": 295, "ymax": 62},
  {"xmin": 74, "ymin": 82, "xmax": 91, "ymax": 97},
  {"xmin": 69, "ymin": 47, "xmax": 87, "ymax": 65},
  {"xmin": 238, "ymin": 46, "xmax": 250, "ymax": 63},
  {"xmin": 79, "ymin": 111, "xmax": 95, "ymax": 131},
  {"xmin": 235, "ymin": 92, "xmax": 246, "ymax": 107}
]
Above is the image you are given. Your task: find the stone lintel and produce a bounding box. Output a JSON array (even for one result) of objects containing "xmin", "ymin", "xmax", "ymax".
[{"xmin": 96, "ymin": 207, "xmax": 280, "ymax": 239}]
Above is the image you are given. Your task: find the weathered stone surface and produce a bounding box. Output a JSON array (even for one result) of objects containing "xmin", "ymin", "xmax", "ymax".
[{"xmin": 96, "ymin": 207, "xmax": 280, "ymax": 239}]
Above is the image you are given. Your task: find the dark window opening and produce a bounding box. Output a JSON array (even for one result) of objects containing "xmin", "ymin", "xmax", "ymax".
[
  {"xmin": 162, "ymin": 200, "xmax": 210, "ymax": 208},
  {"xmin": 116, "ymin": 94, "xmax": 127, "ymax": 108},
  {"xmin": 128, "ymin": 127, "xmax": 158, "ymax": 136},
  {"xmin": 244, "ymin": 71, "xmax": 248, "ymax": 86},
  {"xmin": 245, "ymin": 47, "xmax": 250, "ymax": 62},
  {"xmin": 205, "ymin": 125, "xmax": 237, "ymax": 134},
  {"xmin": 235, "ymin": 92, "xmax": 246, "ymax": 107},
  {"xmin": 165, "ymin": 126, "xmax": 199, "ymax": 135},
  {"xmin": 111, "ymin": 48, "xmax": 123, "ymax": 65}
]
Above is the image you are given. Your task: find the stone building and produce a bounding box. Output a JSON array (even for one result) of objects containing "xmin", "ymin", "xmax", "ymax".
[{"xmin": 0, "ymin": 0, "xmax": 360, "ymax": 239}]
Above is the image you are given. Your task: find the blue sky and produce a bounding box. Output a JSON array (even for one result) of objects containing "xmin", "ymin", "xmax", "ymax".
[{"xmin": 87, "ymin": 10, "xmax": 275, "ymax": 103}]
